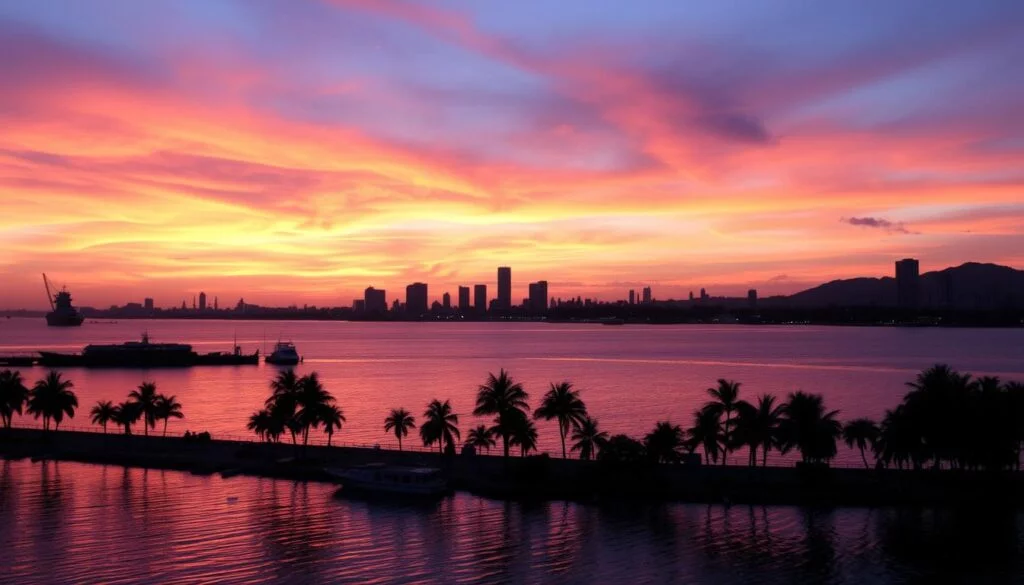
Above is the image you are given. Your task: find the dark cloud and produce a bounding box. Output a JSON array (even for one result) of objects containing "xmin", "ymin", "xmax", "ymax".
[{"xmin": 842, "ymin": 216, "xmax": 917, "ymax": 234}]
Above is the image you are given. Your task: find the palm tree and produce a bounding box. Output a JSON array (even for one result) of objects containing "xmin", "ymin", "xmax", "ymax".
[
  {"xmin": 732, "ymin": 394, "xmax": 785, "ymax": 466},
  {"xmin": 705, "ymin": 379, "xmax": 741, "ymax": 463},
  {"xmin": 420, "ymin": 399, "xmax": 460, "ymax": 454},
  {"xmin": 322, "ymin": 404, "xmax": 346, "ymax": 446},
  {"xmin": 26, "ymin": 371, "xmax": 77, "ymax": 431},
  {"xmin": 128, "ymin": 381, "xmax": 159, "ymax": 436},
  {"xmin": 90, "ymin": 400, "xmax": 116, "ymax": 433},
  {"xmin": 266, "ymin": 369, "xmax": 301, "ymax": 443},
  {"xmin": 474, "ymin": 369, "xmax": 530, "ymax": 458},
  {"xmin": 843, "ymin": 418, "xmax": 880, "ymax": 469},
  {"xmin": 294, "ymin": 373, "xmax": 333, "ymax": 447},
  {"xmin": 466, "ymin": 425, "xmax": 496, "ymax": 453},
  {"xmin": 570, "ymin": 416, "xmax": 608, "ymax": 461},
  {"xmin": 645, "ymin": 421, "xmax": 684, "ymax": 463},
  {"xmin": 154, "ymin": 395, "xmax": 184, "ymax": 436},
  {"xmin": 508, "ymin": 411, "xmax": 538, "ymax": 457},
  {"xmin": 779, "ymin": 391, "xmax": 842, "ymax": 465},
  {"xmin": 112, "ymin": 400, "xmax": 142, "ymax": 435},
  {"xmin": 534, "ymin": 381, "xmax": 588, "ymax": 459},
  {"xmin": 687, "ymin": 405, "xmax": 724, "ymax": 465},
  {"xmin": 0, "ymin": 370, "xmax": 29, "ymax": 428},
  {"xmin": 248, "ymin": 409, "xmax": 274, "ymax": 442},
  {"xmin": 384, "ymin": 407, "xmax": 416, "ymax": 451}
]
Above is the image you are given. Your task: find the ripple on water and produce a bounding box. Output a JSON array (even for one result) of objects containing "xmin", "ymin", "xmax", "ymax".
[{"xmin": 0, "ymin": 460, "xmax": 1023, "ymax": 584}]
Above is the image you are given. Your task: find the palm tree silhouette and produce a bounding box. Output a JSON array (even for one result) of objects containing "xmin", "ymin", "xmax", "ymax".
[
  {"xmin": 507, "ymin": 411, "xmax": 538, "ymax": 457},
  {"xmin": 247, "ymin": 409, "xmax": 274, "ymax": 442},
  {"xmin": 704, "ymin": 379, "xmax": 741, "ymax": 464},
  {"xmin": 112, "ymin": 400, "xmax": 142, "ymax": 435},
  {"xmin": 27, "ymin": 371, "xmax": 77, "ymax": 431},
  {"xmin": 570, "ymin": 416, "xmax": 608, "ymax": 460},
  {"xmin": 474, "ymin": 369, "xmax": 530, "ymax": 458},
  {"xmin": 465, "ymin": 425, "xmax": 496, "ymax": 453},
  {"xmin": 842, "ymin": 418, "xmax": 880, "ymax": 468},
  {"xmin": 645, "ymin": 421, "xmax": 684, "ymax": 463},
  {"xmin": 266, "ymin": 369, "xmax": 301, "ymax": 443},
  {"xmin": 733, "ymin": 394, "xmax": 784, "ymax": 466},
  {"xmin": 420, "ymin": 399, "xmax": 460, "ymax": 454},
  {"xmin": 687, "ymin": 405, "xmax": 724, "ymax": 465},
  {"xmin": 779, "ymin": 391, "xmax": 842, "ymax": 465},
  {"xmin": 534, "ymin": 381, "xmax": 588, "ymax": 458},
  {"xmin": 0, "ymin": 369, "xmax": 28, "ymax": 429},
  {"xmin": 128, "ymin": 381, "xmax": 159, "ymax": 436},
  {"xmin": 322, "ymin": 405, "xmax": 346, "ymax": 447},
  {"xmin": 294, "ymin": 373, "xmax": 333, "ymax": 447},
  {"xmin": 384, "ymin": 407, "xmax": 416, "ymax": 451},
  {"xmin": 154, "ymin": 394, "xmax": 184, "ymax": 436},
  {"xmin": 90, "ymin": 400, "xmax": 116, "ymax": 434}
]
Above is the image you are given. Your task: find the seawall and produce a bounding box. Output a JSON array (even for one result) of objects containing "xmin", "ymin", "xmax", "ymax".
[{"xmin": 2, "ymin": 428, "xmax": 1021, "ymax": 507}]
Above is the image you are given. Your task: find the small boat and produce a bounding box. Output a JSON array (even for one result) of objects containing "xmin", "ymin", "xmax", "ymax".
[
  {"xmin": 265, "ymin": 341, "xmax": 301, "ymax": 366},
  {"xmin": 324, "ymin": 463, "xmax": 449, "ymax": 497}
]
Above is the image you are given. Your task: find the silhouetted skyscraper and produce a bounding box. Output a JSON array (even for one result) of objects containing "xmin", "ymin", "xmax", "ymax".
[
  {"xmin": 474, "ymin": 284, "xmax": 487, "ymax": 313},
  {"xmin": 364, "ymin": 287, "xmax": 387, "ymax": 313},
  {"xmin": 896, "ymin": 258, "xmax": 920, "ymax": 309},
  {"xmin": 199, "ymin": 292, "xmax": 207, "ymax": 312},
  {"xmin": 748, "ymin": 289, "xmax": 758, "ymax": 308},
  {"xmin": 642, "ymin": 286, "xmax": 652, "ymax": 304},
  {"xmin": 528, "ymin": 280, "xmax": 548, "ymax": 314},
  {"xmin": 442, "ymin": 292, "xmax": 451, "ymax": 309},
  {"xmin": 458, "ymin": 286, "xmax": 470, "ymax": 311},
  {"xmin": 405, "ymin": 283, "xmax": 428, "ymax": 316},
  {"xmin": 497, "ymin": 266, "xmax": 511, "ymax": 310},
  {"xmin": 700, "ymin": 288, "xmax": 708, "ymax": 301},
  {"xmin": 629, "ymin": 290, "xmax": 635, "ymax": 305},
  {"xmin": 144, "ymin": 298, "xmax": 154, "ymax": 311}
]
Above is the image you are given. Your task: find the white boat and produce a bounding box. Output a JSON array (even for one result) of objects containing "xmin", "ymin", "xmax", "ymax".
[
  {"xmin": 265, "ymin": 341, "xmax": 300, "ymax": 365},
  {"xmin": 324, "ymin": 464, "xmax": 449, "ymax": 497}
]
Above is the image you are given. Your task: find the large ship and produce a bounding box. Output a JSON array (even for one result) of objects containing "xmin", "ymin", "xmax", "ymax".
[
  {"xmin": 38, "ymin": 333, "xmax": 259, "ymax": 368},
  {"xmin": 43, "ymin": 274, "xmax": 85, "ymax": 327}
]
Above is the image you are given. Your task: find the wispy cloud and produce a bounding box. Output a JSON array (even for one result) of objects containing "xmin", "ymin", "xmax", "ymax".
[{"xmin": 842, "ymin": 217, "xmax": 918, "ymax": 235}]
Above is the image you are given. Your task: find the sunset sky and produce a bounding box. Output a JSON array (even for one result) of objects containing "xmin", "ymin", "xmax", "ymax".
[{"xmin": 2, "ymin": 0, "xmax": 1022, "ymax": 309}]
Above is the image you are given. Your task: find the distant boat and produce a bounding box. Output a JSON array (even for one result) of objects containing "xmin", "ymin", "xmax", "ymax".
[
  {"xmin": 324, "ymin": 464, "xmax": 449, "ymax": 497},
  {"xmin": 38, "ymin": 333, "xmax": 259, "ymax": 368},
  {"xmin": 265, "ymin": 341, "xmax": 301, "ymax": 366},
  {"xmin": 43, "ymin": 274, "xmax": 84, "ymax": 327}
]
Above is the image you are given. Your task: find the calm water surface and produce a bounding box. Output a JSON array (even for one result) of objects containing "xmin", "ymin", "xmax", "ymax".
[
  {"xmin": 0, "ymin": 459, "xmax": 1022, "ymax": 584},
  {"xmin": 1, "ymin": 319, "xmax": 1023, "ymax": 464}
]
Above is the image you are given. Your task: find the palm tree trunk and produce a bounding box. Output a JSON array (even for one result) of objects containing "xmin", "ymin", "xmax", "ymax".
[
  {"xmin": 503, "ymin": 436, "xmax": 510, "ymax": 458},
  {"xmin": 762, "ymin": 446, "xmax": 768, "ymax": 467},
  {"xmin": 749, "ymin": 445, "xmax": 756, "ymax": 466},
  {"xmin": 860, "ymin": 447, "xmax": 869, "ymax": 469},
  {"xmin": 398, "ymin": 435, "xmax": 403, "ymax": 451},
  {"xmin": 560, "ymin": 427, "xmax": 567, "ymax": 459},
  {"xmin": 328, "ymin": 432, "xmax": 333, "ymax": 447},
  {"xmin": 163, "ymin": 419, "xmax": 168, "ymax": 437}
]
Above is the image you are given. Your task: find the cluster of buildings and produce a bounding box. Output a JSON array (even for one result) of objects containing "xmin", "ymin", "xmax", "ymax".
[{"xmin": 354, "ymin": 266, "xmax": 552, "ymax": 317}]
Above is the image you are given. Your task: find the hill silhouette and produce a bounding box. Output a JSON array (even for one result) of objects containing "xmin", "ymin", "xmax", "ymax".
[{"xmin": 783, "ymin": 263, "xmax": 1024, "ymax": 309}]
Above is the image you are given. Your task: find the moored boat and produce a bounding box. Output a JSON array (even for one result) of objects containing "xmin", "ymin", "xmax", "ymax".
[
  {"xmin": 43, "ymin": 274, "xmax": 84, "ymax": 327},
  {"xmin": 324, "ymin": 463, "xmax": 449, "ymax": 497},
  {"xmin": 265, "ymin": 341, "xmax": 301, "ymax": 365},
  {"xmin": 37, "ymin": 334, "xmax": 259, "ymax": 368}
]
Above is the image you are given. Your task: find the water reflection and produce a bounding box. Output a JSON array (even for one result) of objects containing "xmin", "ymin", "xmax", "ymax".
[{"xmin": 0, "ymin": 460, "xmax": 1021, "ymax": 584}]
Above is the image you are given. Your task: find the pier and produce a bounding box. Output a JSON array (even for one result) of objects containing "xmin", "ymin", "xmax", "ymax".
[{"xmin": 2, "ymin": 428, "xmax": 1022, "ymax": 507}]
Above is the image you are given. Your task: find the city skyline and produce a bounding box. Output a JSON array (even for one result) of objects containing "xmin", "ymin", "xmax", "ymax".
[{"xmin": 2, "ymin": 2, "xmax": 1023, "ymax": 309}]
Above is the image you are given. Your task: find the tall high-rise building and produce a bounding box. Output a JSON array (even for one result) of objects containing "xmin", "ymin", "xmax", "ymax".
[
  {"xmin": 213, "ymin": 297, "xmax": 218, "ymax": 311},
  {"xmin": 700, "ymin": 288, "xmax": 708, "ymax": 301},
  {"xmin": 528, "ymin": 280, "xmax": 548, "ymax": 314},
  {"xmin": 497, "ymin": 266, "xmax": 512, "ymax": 310},
  {"xmin": 628, "ymin": 289, "xmax": 635, "ymax": 305},
  {"xmin": 896, "ymin": 258, "xmax": 920, "ymax": 309},
  {"xmin": 405, "ymin": 282, "xmax": 428, "ymax": 316},
  {"xmin": 442, "ymin": 292, "xmax": 451, "ymax": 309},
  {"xmin": 364, "ymin": 287, "xmax": 387, "ymax": 313},
  {"xmin": 474, "ymin": 284, "xmax": 487, "ymax": 313},
  {"xmin": 748, "ymin": 289, "xmax": 758, "ymax": 308},
  {"xmin": 198, "ymin": 292, "xmax": 207, "ymax": 311},
  {"xmin": 642, "ymin": 286, "xmax": 652, "ymax": 304},
  {"xmin": 144, "ymin": 298, "xmax": 154, "ymax": 311},
  {"xmin": 458, "ymin": 286, "xmax": 471, "ymax": 311}
]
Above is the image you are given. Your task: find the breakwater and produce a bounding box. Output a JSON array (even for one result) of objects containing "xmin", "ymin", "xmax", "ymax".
[{"xmin": 2, "ymin": 428, "xmax": 1021, "ymax": 507}]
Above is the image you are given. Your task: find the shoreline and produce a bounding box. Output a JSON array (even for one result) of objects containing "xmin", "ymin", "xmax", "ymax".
[{"xmin": 3, "ymin": 428, "xmax": 1022, "ymax": 508}]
